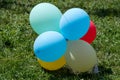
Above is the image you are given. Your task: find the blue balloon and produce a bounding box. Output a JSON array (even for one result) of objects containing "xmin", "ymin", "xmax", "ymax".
[
  {"xmin": 60, "ymin": 8, "xmax": 90, "ymax": 40},
  {"xmin": 33, "ymin": 31, "xmax": 67, "ymax": 62}
]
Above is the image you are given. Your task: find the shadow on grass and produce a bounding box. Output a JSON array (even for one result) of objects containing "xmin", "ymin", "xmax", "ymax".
[
  {"xmin": 91, "ymin": 8, "xmax": 120, "ymax": 17},
  {"xmin": 42, "ymin": 65, "xmax": 113, "ymax": 80}
]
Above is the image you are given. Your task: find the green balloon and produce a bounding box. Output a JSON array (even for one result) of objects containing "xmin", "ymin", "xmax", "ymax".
[{"xmin": 29, "ymin": 3, "xmax": 62, "ymax": 34}]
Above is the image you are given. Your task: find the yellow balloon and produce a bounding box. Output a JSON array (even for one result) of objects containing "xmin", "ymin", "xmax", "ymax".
[
  {"xmin": 65, "ymin": 40, "xmax": 97, "ymax": 73},
  {"xmin": 38, "ymin": 56, "xmax": 66, "ymax": 71}
]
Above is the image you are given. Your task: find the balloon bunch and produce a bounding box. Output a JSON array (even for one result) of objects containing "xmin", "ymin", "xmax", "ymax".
[{"xmin": 29, "ymin": 3, "xmax": 97, "ymax": 73}]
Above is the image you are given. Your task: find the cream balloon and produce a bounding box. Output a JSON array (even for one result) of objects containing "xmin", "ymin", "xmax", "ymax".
[{"xmin": 65, "ymin": 40, "xmax": 97, "ymax": 73}]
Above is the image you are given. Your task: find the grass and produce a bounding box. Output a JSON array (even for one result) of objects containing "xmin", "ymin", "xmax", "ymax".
[{"xmin": 0, "ymin": 0, "xmax": 120, "ymax": 80}]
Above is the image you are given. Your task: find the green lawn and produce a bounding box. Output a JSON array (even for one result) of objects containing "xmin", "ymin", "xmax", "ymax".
[{"xmin": 0, "ymin": 0, "xmax": 120, "ymax": 80}]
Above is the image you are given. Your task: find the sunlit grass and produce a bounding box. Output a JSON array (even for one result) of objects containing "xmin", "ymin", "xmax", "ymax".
[{"xmin": 0, "ymin": 0, "xmax": 120, "ymax": 80}]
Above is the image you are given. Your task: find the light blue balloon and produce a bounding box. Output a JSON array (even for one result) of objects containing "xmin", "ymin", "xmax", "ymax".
[
  {"xmin": 29, "ymin": 3, "xmax": 62, "ymax": 34},
  {"xmin": 33, "ymin": 31, "xmax": 67, "ymax": 62},
  {"xmin": 60, "ymin": 8, "xmax": 90, "ymax": 40}
]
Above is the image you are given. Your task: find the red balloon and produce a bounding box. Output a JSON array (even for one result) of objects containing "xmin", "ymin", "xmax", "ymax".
[{"xmin": 80, "ymin": 21, "xmax": 96, "ymax": 44}]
